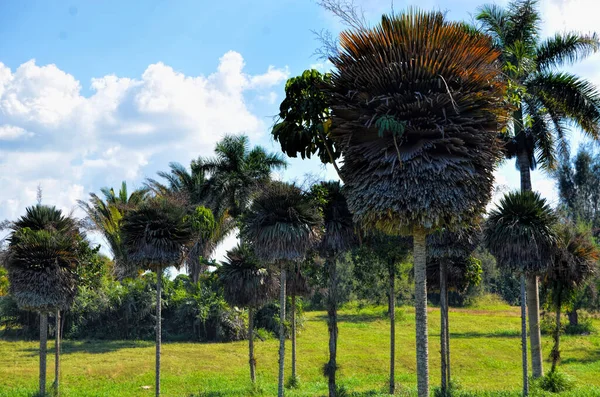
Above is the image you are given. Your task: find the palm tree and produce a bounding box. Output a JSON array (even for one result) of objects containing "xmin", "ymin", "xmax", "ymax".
[
  {"xmin": 78, "ymin": 182, "xmax": 148, "ymax": 279},
  {"xmin": 202, "ymin": 134, "xmax": 287, "ymax": 218},
  {"xmin": 5, "ymin": 205, "xmax": 80, "ymax": 396},
  {"xmin": 361, "ymin": 232, "xmax": 411, "ymax": 394},
  {"xmin": 146, "ymin": 161, "xmax": 233, "ymax": 283},
  {"xmin": 286, "ymin": 264, "xmax": 311, "ymax": 387},
  {"xmin": 310, "ymin": 181, "xmax": 355, "ymax": 396},
  {"xmin": 477, "ymin": 0, "xmax": 600, "ymax": 377},
  {"xmin": 241, "ymin": 182, "xmax": 322, "ymax": 397},
  {"xmin": 120, "ymin": 197, "xmax": 193, "ymax": 397},
  {"xmin": 327, "ymin": 11, "xmax": 506, "ymax": 396},
  {"xmin": 544, "ymin": 221, "xmax": 598, "ymax": 372},
  {"xmin": 427, "ymin": 227, "xmax": 481, "ymax": 396},
  {"xmin": 484, "ymin": 191, "xmax": 556, "ymax": 396},
  {"xmin": 218, "ymin": 243, "xmax": 278, "ymax": 383}
]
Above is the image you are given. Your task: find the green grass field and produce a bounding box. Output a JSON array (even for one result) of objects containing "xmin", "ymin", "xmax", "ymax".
[{"xmin": 1, "ymin": 297, "xmax": 599, "ymax": 397}]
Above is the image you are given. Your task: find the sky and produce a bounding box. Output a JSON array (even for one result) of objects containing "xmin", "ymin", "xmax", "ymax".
[{"xmin": 1, "ymin": 0, "xmax": 599, "ymax": 263}]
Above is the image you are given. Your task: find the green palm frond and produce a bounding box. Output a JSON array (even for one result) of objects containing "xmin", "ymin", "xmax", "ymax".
[
  {"xmin": 241, "ymin": 182, "xmax": 322, "ymax": 263},
  {"xmin": 476, "ymin": 4, "xmax": 508, "ymax": 47},
  {"xmin": 328, "ymin": 10, "xmax": 506, "ymax": 233},
  {"xmin": 536, "ymin": 32, "xmax": 600, "ymax": 72},
  {"xmin": 484, "ymin": 190, "xmax": 557, "ymax": 273}
]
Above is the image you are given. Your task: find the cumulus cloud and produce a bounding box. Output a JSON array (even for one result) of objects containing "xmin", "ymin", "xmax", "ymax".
[{"xmin": 0, "ymin": 52, "xmax": 289, "ymax": 239}]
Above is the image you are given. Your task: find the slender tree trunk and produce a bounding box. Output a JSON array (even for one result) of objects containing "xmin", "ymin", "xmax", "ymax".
[
  {"xmin": 249, "ymin": 307, "xmax": 256, "ymax": 383},
  {"xmin": 568, "ymin": 310, "xmax": 578, "ymax": 327},
  {"xmin": 518, "ymin": 148, "xmax": 544, "ymax": 379},
  {"xmin": 520, "ymin": 273, "xmax": 529, "ymax": 397},
  {"xmin": 551, "ymin": 306, "xmax": 561, "ymax": 372},
  {"xmin": 440, "ymin": 261, "xmax": 448, "ymax": 396},
  {"xmin": 278, "ymin": 266, "xmax": 287, "ymax": 397},
  {"xmin": 327, "ymin": 258, "xmax": 338, "ymax": 397},
  {"xmin": 156, "ymin": 268, "xmax": 162, "ymax": 397},
  {"xmin": 413, "ymin": 229, "xmax": 429, "ymax": 397},
  {"xmin": 445, "ymin": 287, "xmax": 450, "ymax": 386},
  {"xmin": 389, "ymin": 260, "xmax": 396, "ymax": 395},
  {"xmin": 526, "ymin": 275, "xmax": 543, "ymax": 378},
  {"xmin": 40, "ymin": 312, "xmax": 48, "ymax": 397},
  {"xmin": 54, "ymin": 309, "xmax": 61, "ymax": 397},
  {"xmin": 291, "ymin": 293, "xmax": 297, "ymax": 383}
]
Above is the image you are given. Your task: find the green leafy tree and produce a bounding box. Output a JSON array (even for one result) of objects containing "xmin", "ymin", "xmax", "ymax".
[
  {"xmin": 273, "ymin": 70, "xmax": 342, "ymax": 178},
  {"xmin": 544, "ymin": 222, "xmax": 598, "ymax": 371},
  {"xmin": 328, "ymin": 11, "xmax": 506, "ymax": 396},
  {"xmin": 5, "ymin": 205, "xmax": 81, "ymax": 396},
  {"xmin": 79, "ymin": 182, "xmax": 149, "ymax": 280},
  {"xmin": 241, "ymin": 182, "xmax": 322, "ymax": 397},
  {"xmin": 121, "ymin": 197, "xmax": 193, "ymax": 397},
  {"xmin": 484, "ymin": 191, "xmax": 557, "ymax": 396},
  {"xmin": 477, "ymin": 0, "xmax": 600, "ymax": 377},
  {"xmin": 218, "ymin": 243, "xmax": 278, "ymax": 383}
]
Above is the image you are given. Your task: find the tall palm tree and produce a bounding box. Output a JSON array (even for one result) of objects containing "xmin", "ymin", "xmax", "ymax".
[
  {"xmin": 311, "ymin": 181, "xmax": 355, "ymax": 397},
  {"xmin": 241, "ymin": 182, "xmax": 322, "ymax": 397},
  {"xmin": 328, "ymin": 11, "xmax": 506, "ymax": 396},
  {"xmin": 427, "ymin": 227, "xmax": 481, "ymax": 396},
  {"xmin": 361, "ymin": 232, "xmax": 411, "ymax": 395},
  {"xmin": 544, "ymin": 221, "xmax": 598, "ymax": 372},
  {"xmin": 218, "ymin": 243, "xmax": 278, "ymax": 383},
  {"xmin": 484, "ymin": 191, "xmax": 556, "ymax": 396},
  {"xmin": 477, "ymin": 0, "xmax": 600, "ymax": 377},
  {"xmin": 78, "ymin": 182, "xmax": 148, "ymax": 280},
  {"xmin": 6, "ymin": 205, "xmax": 80, "ymax": 396},
  {"xmin": 146, "ymin": 161, "xmax": 233, "ymax": 283},
  {"xmin": 202, "ymin": 134, "xmax": 287, "ymax": 218},
  {"xmin": 120, "ymin": 197, "xmax": 193, "ymax": 397}
]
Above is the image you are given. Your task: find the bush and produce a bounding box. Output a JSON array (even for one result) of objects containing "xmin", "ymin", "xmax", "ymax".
[
  {"xmin": 565, "ymin": 311, "xmax": 595, "ymax": 335},
  {"xmin": 536, "ymin": 370, "xmax": 576, "ymax": 393}
]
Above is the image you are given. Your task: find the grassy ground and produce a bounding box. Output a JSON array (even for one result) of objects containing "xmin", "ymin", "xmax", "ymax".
[{"xmin": 1, "ymin": 297, "xmax": 599, "ymax": 397}]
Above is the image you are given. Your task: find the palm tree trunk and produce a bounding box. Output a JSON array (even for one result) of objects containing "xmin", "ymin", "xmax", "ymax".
[
  {"xmin": 327, "ymin": 259, "xmax": 338, "ymax": 397},
  {"xmin": 526, "ymin": 275, "xmax": 543, "ymax": 378},
  {"xmin": 54, "ymin": 309, "xmax": 61, "ymax": 397},
  {"xmin": 413, "ymin": 229, "xmax": 429, "ymax": 397},
  {"xmin": 518, "ymin": 148, "xmax": 544, "ymax": 379},
  {"xmin": 440, "ymin": 261, "xmax": 448, "ymax": 396},
  {"xmin": 568, "ymin": 310, "xmax": 578, "ymax": 326},
  {"xmin": 249, "ymin": 307, "xmax": 256, "ymax": 383},
  {"xmin": 291, "ymin": 293, "xmax": 297, "ymax": 383},
  {"xmin": 520, "ymin": 272, "xmax": 529, "ymax": 397},
  {"xmin": 389, "ymin": 260, "xmax": 396, "ymax": 395},
  {"xmin": 39, "ymin": 312, "xmax": 48, "ymax": 396},
  {"xmin": 278, "ymin": 266, "xmax": 287, "ymax": 397},
  {"xmin": 551, "ymin": 306, "xmax": 561, "ymax": 372},
  {"xmin": 445, "ymin": 287, "xmax": 450, "ymax": 386},
  {"xmin": 156, "ymin": 268, "xmax": 162, "ymax": 397}
]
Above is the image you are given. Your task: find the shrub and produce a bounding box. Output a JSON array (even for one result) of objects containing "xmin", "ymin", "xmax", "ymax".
[
  {"xmin": 536, "ymin": 370, "xmax": 576, "ymax": 393},
  {"xmin": 565, "ymin": 311, "xmax": 595, "ymax": 335}
]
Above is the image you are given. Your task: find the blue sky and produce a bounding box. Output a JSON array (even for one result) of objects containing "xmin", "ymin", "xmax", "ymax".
[{"xmin": 1, "ymin": 0, "xmax": 598, "ymax": 261}]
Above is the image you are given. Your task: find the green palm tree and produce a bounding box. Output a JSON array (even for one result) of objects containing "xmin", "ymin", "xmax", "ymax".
[
  {"xmin": 476, "ymin": 0, "xmax": 600, "ymax": 377},
  {"xmin": 241, "ymin": 182, "xmax": 322, "ymax": 397},
  {"xmin": 120, "ymin": 197, "xmax": 193, "ymax": 397},
  {"xmin": 78, "ymin": 181, "xmax": 148, "ymax": 279},
  {"xmin": 544, "ymin": 221, "xmax": 598, "ymax": 372},
  {"xmin": 484, "ymin": 191, "xmax": 557, "ymax": 396},
  {"xmin": 202, "ymin": 134, "xmax": 287, "ymax": 218},
  {"xmin": 328, "ymin": 11, "xmax": 506, "ymax": 396},
  {"xmin": 427, "ymin": 227, "xmax": 481, "ymax": 396},
  {"xmin": 311, "ymin": 181, "xmax": 355, "ymax": 397},
  {"xmin": 6, "ymin": 205, "xmax": 80, "ymax": 396},
  {"xmin": 147, "ymin": 162, "xmax": 231, "ymax": 282},
  {"xmin": 218, "ymin": 243, "xmax": 278, "ymax": 383}
]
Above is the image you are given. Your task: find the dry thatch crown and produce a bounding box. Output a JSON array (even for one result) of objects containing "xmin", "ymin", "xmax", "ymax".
[{"xmin": 329, "ymin": 10, "xmax": 507, "ymax": 234}]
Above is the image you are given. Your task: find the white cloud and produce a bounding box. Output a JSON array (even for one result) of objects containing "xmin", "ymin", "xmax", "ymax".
[{"xmin": 0, "ymin": 54, "xmax": 289, "ymax": 260}]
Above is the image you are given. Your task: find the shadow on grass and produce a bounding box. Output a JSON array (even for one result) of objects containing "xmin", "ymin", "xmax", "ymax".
[
  {"xmin": 314, "ymin": 311, "xmax": 389, "ymax": 324},
  {"xmin": 561, "ymin": 347, "xmax": 600, "ymax": 365},
  {"xmin": 20, "ymin": 340, "xmax": 153, "ymax": 356},
  {"xmin": 449, "ymin": 330, "xmax": 520, "ymax": 338}
]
